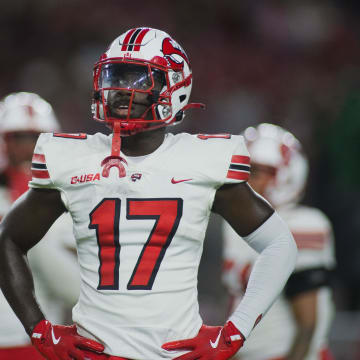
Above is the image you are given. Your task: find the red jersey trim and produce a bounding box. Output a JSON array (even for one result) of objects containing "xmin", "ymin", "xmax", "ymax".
[
  {"xmin": 231, "ymin": 155, "xmax": 250, "ymax": 165},
  {"xmin": 227, "ymin": 170, "xmax": 249, "ymax": 181},
  {"xmin": 53, "ymin": 133, "xmax": 87, "ymax": 139},
  {"xmin": 32, "ymin": 153, "xmax": 46, "ymax": 163},
  {"xmin": 31, "ymin": 169, "xmax": 50, "ymax": 179},
  {"xmin": 293, "ymin": 232, "xmax": 327, "ymax": 250}
]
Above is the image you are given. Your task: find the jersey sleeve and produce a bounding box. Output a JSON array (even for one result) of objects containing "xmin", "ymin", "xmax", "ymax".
[
  {"xmin": 28, "ymin": 133, "xmax": 56, "ymax": 189},
  {"xmin": 223, "ymin": 135, "xmax": 251, "ymax": 185},
  {"xmin": 191, "ymin": 134, "xmax": 251, "ymax": 188}
]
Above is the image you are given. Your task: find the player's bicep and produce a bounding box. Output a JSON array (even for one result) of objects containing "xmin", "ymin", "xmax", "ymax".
[
  {"xmin": 212, "ymin": 182, "xmax": 274, "ymax": 237},
  {"xmin": 0, "ymin": 188, "xmax": 66, "ymax": 253}
]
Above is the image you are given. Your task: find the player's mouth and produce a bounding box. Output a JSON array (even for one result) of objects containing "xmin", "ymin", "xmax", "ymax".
[
  {"xmin": 114, "ymin": 105, "xmax": 130, "ymax": 117},
  {"xmin": 111, "ymin": 102, "xmax": 149, "ymax": 118}
]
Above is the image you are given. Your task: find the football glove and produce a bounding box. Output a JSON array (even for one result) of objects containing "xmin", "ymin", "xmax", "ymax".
[
  {"xmin": 162, "ymin": 321, "xmax": 244, "ymax": 360},
  {"xmin": 31, "ymin": 319, "xmax": 105, "ymax": 360}
]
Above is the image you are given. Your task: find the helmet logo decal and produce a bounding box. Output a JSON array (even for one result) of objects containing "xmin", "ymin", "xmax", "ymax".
[
  {"xmin": 120, "ymin": 28, "xmax": 150, "ymax": 51},
  {"xmin": 162, "ymin": 37, "xmax": 190, "ymax": 70},
  {"xmin": 26, "ymin": 105, "xmax": 35, "ymax": 118},
  {"xmin": 280, "ymin": 144, "xmax": 291, "ymax": 166}
]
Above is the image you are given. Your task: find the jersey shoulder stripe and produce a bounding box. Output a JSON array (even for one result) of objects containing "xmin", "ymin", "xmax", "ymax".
[
  {"xmin": 227, "ymin": 155, "xmax": 251, "ymax": 181},
  {"xmin": 31, "ymin": 153, "xmax": 50, "ymax": 179},
  {"xmin": 224, "ymin": 136, "xmax": 251, "ymax": 185},
  {"xmin": 29, "ymin": 133, "xmax": 56, "ymax": 188},
  {"xmin": 231, "ymin": 155, "xmax": 250, "ymax": 164}
]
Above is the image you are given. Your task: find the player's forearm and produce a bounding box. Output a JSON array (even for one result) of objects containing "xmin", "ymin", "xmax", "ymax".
[
  {"xmin": 286, "ymin": 326, "xmax": 315, "ymax": 360},
  {"xmin": 229, "ymin": 212, "xmax": 297, "ymax": 337},
  {"xmin": 0, "ymin": 235, "xmax": 45, "ymax": 335}
]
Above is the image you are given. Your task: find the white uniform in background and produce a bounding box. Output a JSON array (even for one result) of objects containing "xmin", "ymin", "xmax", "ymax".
[
  {"xmin": 223, "ymin": 204, "xmax": 336, "ymax": 360},
  {"xmin": 0, "ymin": 92, "xmax": 79, "ymax": 350},
  {"xmin": 29, "ymin": 131, "xmax": 251, "ymax": 359},
  {"xmin": 222, "ymin": 123, "xmax": 336, "ymax": 360}
]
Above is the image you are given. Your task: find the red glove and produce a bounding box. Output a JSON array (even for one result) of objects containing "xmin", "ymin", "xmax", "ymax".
[
  {"xmin": 31, "ymin": 319, "xmax": 105, "ymax": 360},
  {"xmin": 162, "ymin": 321, "xmax": 245, "ymax": 360}
]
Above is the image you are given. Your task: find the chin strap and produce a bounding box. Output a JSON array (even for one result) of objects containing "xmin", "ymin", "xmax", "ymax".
[
  {"xmin": 182, "ymin": 102, "xmax": 206, "ymax": 111},
  {"xmin": 101, "ymin": 122, "xmax": 128, "ymax": 178}
]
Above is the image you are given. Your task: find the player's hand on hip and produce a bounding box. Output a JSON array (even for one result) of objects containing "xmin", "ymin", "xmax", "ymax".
[
  {"xmin": 31, "ymin": 319, "xmax": 105, "ymax": 360},
  {"xmin": 162, "ymin": 321, "xmax": 244, "ymax": 360}
]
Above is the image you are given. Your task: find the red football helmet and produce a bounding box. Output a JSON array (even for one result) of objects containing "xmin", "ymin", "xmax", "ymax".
[{"xmin": 92, "ymin": 27, "xmax": 204, "ymax": 136}]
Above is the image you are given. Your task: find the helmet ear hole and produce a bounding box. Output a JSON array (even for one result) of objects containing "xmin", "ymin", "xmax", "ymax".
[
  {"xmin": 155, "ymin": 105, "xmax": 161, "ymax": 120},
  {"xmin": 175, "ymin": 110, "xmax": 184, "ymax": 123},
  {"xmin": 179, "ymin": 95, "xmax": 186, "ymax": 103},
  {"xmin": 150, "ymin": 90, "xmax": 160, "ymax": 103},
  {"xmin": 93, "ymin": 91, "xmax": 102, "ymax": 101}
]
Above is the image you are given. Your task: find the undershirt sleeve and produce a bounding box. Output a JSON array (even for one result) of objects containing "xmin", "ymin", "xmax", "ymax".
[
  {"xmin": 228, "ymin": 212, "xmax": 298, "ymax": 338},
  {"xmin": 284, "ymin": 267, "xmax": 332, "ymax": 298}
]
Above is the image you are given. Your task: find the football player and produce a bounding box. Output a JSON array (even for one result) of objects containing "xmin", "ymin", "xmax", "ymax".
[
  {"xmin": 0, "ymin": 28, "xmax": 297, "ymax": 360},
  {"xmin": 0, "ymin": 92, "xmax": 79, "ymax": 360},
  {"xmin": 222, "ymin": 123, "xmax": 336, "ymax": 360}
]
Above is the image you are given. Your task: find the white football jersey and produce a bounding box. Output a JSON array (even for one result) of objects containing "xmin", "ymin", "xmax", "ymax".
[
  {"xmin": 222, "ymin": 204, "xmax": 336, "ymax": 360},
  {"xmin": 29, "ymin": 131, "xmax": 250, "ymax": 359}
]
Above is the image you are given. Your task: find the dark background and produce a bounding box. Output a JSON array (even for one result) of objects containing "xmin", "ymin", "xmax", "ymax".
[{"xmin": 2, "ymin": 1, "xmax": 360, "ymax": 358}]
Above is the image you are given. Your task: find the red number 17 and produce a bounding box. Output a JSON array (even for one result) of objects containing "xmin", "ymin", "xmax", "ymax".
[{"xmin": 89, "ymin": 198, "xmax": 183, "ymax": 290}]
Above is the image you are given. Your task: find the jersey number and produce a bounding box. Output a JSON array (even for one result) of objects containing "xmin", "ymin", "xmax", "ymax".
[{"xmin": 89, "ymin": 198, "xmax": 183, "ymax": 290}]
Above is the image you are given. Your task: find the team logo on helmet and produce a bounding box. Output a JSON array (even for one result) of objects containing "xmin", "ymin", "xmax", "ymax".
[{"xmin": 162, "ymin": 37, "xmax": 190, "ymax": 70}]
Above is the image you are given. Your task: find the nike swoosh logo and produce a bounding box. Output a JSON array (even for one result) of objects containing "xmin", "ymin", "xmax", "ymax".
[
  {"xmin": 51, "ymin": 328, "xmax": 61, "ymax": 345},
  {"xmin": 171, "ymin": 177, "xmax": 192, "ymax": 184},
  {"xmin": 210, "ymin": 329, "xmax": 222, "ymax": 349}
]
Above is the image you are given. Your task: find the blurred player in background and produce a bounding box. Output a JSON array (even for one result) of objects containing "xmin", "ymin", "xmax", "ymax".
[
  {"xmin": 0, "ymin": 92, "xmax": 79, "ymax": 360},
  {"xmin": 222, "ymin": 123, "xmax": 336, "ymax": 360}
]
